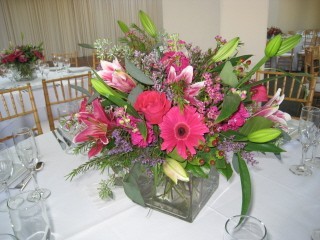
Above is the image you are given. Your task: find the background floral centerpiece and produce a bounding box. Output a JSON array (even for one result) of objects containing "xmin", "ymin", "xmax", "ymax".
[
  {"xmin": 267, "ymin": 26, "xmax": 283, "ymax": 39},
  {"xmin": 0, "ymin": 36, "xmax": 44, "ymax": 81},
  {"xmin": 69, "ymin": 11, "xmax": 301, "ymax": 221}
]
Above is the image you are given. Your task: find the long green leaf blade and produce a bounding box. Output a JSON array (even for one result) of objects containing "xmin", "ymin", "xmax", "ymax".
[{"xmin": 238, "ymin": 154, "xmax": 251, "ymax": 216}]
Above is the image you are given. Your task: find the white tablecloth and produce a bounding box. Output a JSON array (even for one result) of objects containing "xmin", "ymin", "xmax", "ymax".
[
  {"xmin": 0, "ymin": 131, "xmax": 319, "ymax": 239},
  {"xmin": 0, "ymin": 67, "xmax": 91, "ymax": 146}
]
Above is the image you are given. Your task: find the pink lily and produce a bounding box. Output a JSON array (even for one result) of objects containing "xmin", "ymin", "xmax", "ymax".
[
  {"xmin": 74, "ymin": 99, "xmax": 116, "ymax": 158},
  {"xmin": 166, "ymin": 66, "xmax": 205, "ymax": 105},
  {"xmin": 98, "ymin": 58, "xmax": 137, "ymax": 93},
  {"xmin": 253, "ymin": 88, "xmax": 291, "ymax": 126}
]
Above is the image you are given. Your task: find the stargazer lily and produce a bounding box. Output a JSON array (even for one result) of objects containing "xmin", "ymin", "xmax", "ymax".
[
  {"xmin": 163, "ymin": 157, "xmax": 189, "ymax": 184},
  {"xmin": 74, "ymin": 99, "xmax": 116, "ymax": 158},
  {"xmin": 98, "ymin": 58, "xmax": 137, "ymax": 93},
  {"xmin": 253, "ymin": 88, "xmax": 291, "ymax": 127},
  {"xmin": 166, "ymin": 66, "xmax": 205, "ymax": 105}
]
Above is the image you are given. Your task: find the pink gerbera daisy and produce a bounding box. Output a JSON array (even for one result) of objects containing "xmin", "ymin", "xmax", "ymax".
[{"xmin": 159, "ymin": 106, "xmax": 209, "ymax": 159}]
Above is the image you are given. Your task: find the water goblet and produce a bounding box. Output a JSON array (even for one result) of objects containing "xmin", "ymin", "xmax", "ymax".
[
  {"xmin": 52, "ymin": 55, "xmax": 58, "ymax": 71},
  {"xmin": 0, "ymin": 143, "xmax": 14, "ymax": 211},
  {"xmin": 224, "ymin": 215, "xmax": 267, "ymax": 240},
  {"xmin": 57, "ymin": 102, "xmax": 78, "ymax": 133},
  {"xmin": 43, "ymin": 63, "xmax": 50, "ymax": 80},
  {"xmin": 64, "ymin": 58, "xmax": 71, "ymax": 73},
  {"xmin": 12, "ymin": 127, "xmax": 50, "ymax": 201},
  {"xmin": 290, "ymin": 106, "xmax": 320, "ymax": 176}
]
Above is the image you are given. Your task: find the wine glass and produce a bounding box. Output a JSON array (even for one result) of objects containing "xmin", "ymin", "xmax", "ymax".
[
  {"xmin": 43, "ymin": 63, "xmax": 50, "ymax": 80},
  {"xmin": 290, "ymin": 106, "xmax": 320, "ymax": 176},
  {"xmin": 12, "ymin": 127, "xmax": 50, "ymax": 201},
  {"xmin": 0, "ymin": 143, "xmax": 14, "ymax": 211},
  {"xmin": 52, "ymin": 55, "xmax": 58, "ymax": 71},
  {"xmin": 64, "ymin": 58, "xmax": 71, "ymax": 73}
]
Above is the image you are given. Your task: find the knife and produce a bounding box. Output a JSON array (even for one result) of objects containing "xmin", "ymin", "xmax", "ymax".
[
  {"xmin": 56, "ymin": 128, "xmax": 73, "ymax": 147},
  {"xmin": 52, "ymin": 130, "xmax": 67, "ymax": 150}
]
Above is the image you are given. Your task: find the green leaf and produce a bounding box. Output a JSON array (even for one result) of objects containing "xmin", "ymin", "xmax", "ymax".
[
  {"xmin": 123, "ymin": 163, "xmax": 145, "ymax": 207},
  {"xmin": 70, "ymin": 84, "xmax": 91, "ymax": 96},
  {"xmin": 78, "ymin": 43, "xmax": 96, "ymax": 49},
  {"xmin": 217, "ymin": 163, "xmax": 233, "ymax": 180},
  {"xmin": 220, "ymin": 61, "xmax": 238, "ymax": 87},
  {"xmin": 128, "ymin": 84, "xmax": 143, "ymax": 105},
  {"xmin": 244, "ymin": 142, "xmax": 286, "ymax": 153},
  {"xmin": 117, "ymin": 20, "xmax": 130, "ymax": 34},
  {"xmin": 232, "ymin": 153, "xmax": 239, "ymax": 174},
  {"xmin": 185, "ymin": 164, "xmax": 210, "ymax": 178},
  {"xmin": 137, "ymin": 121, "xmax": 147, "ymax": 140},
  {"xmin": 239, "ymin": 116, "xmax": 274, "ymax": 136},
  {"xmin": 125, "ymin": 59, "xmax": 154, "ymax": 85},
  {"xmin": 215, "ymin": 93, "xmax": 241, "ymax": 123},
  {"xmin": 238, "ymin": 154, "xmax": 251, "ymax": 216}
]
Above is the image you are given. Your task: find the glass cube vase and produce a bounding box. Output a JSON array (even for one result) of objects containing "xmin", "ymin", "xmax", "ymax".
[{"xmin": 136, "ymin": 166, "xmax": 219, "ymax": 223}]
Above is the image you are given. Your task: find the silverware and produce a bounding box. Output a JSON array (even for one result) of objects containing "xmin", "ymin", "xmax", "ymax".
[
  {"xmin": 57, "ymin": 127, "xmax": 73, "ymax": 147},
  {"xmin": 20, "ymin": 162, "xmax": 44, "ymax": 191},
  {"xmin": 52, "ymin": 130, "xmax": 67, "ymax": 150}
]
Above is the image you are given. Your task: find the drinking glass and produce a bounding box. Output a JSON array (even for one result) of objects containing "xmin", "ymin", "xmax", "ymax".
[
  {"xmin": 52, "ymin": 55, "xmax": 58, "ymax": 71},
  {"xmin": 43, "ymin": 63, "xmax": 50, "ymax": 80},
  {"xmin": 0, "ymin": 234, "xmax": 17, "ymax": 240},
  {"xmin": 290, "ymin": 106, "xmax": 320, "ymax": 176},
  {"xmin": 224, "ymin": 215, "xmax": 267, "ymax": 240},
  {"xmin": 7, "ymin": 191, "xmax": 52, "ymax": 240},
  {"xmin": 57, "ymin": 102, "xmax": 78, "ymax": 133},
  {"xmin": 12, "ymin": 127, "xmax": 50, "ymax": 201},
  {"xmin": 64, "ymin": 58, "xmax": 71, "ymax": 73},
  {"xmin": 0, "ymin": 143, "xmax": 14, "ymax": 210}
]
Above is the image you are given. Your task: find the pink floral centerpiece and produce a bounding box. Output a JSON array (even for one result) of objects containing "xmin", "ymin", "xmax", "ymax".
[{"xmin": 69, "ymin": 11, "xmax": 301, "ymax": 221}]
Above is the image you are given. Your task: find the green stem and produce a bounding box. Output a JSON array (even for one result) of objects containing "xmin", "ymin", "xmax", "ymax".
[{"xmin": 237, "ymin": 55, "xmax": 269, "ymax": 88}]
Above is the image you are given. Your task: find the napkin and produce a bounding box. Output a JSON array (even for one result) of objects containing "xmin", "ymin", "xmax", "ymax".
[{"xmin": 67, "ymin": 67, "xmax": 92, "ymax": 73}]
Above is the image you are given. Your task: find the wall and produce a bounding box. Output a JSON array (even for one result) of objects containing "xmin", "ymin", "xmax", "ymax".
[
  {"xmin": 162, "ymin": 0, "xmax": 269, "ymax": 66},
  {"xmin": 268, "ymin": 0, "xmax": 320, "ymax": 32},
  {"xmin": 162, "ymin": 0, "xmax": 220, "ymax": 50}
]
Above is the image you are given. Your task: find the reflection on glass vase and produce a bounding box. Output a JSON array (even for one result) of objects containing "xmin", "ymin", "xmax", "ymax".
[
  {"xmin": 136, "ymin": 164, "xmax": 219, "ymax": 222},
  {"xmin": 10, "ymin": 64, "xmax": 37, "ymax": 81}
]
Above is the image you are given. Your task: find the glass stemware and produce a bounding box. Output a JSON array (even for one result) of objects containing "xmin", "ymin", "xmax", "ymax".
[
  {"xmin": 12, "ymin": 127, "xmax": 50, "ymax": 201},
  {"xmin": 43, "ymin": 63, "xmax": 50, "ymax": 80},
  {"xmin": 64, "ymin": 58, "xmax": 71, "ymax": 73},
  {"xmin": 0, "ymin": 143, "xmax": 14, "ymax": 211},
  {"xmin": 52, "ymin": 55, "xmax": 58, "ymax": 71},
  {"xmin": 290, "ymin": 106, "xmax": 320, "ymax": 176}
]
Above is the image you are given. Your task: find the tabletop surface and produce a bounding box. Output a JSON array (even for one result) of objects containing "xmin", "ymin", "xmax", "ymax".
[{"xmin": 0, "ymin": 127, "xmax": 319, "ymax": 240}]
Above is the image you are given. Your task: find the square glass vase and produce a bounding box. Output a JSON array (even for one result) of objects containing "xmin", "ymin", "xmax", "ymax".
[{"xmin": 136, "ymin": 167, "xmax": 219, "ymax": 223}]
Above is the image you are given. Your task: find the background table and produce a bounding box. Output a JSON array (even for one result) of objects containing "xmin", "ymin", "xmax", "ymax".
[
  {"xmin": 0, "ymin": 130, "xmax": 319, "ymax": 239},
  {"xmin": 0, "ymin": 67, "xmax": 91, "ymax": 146}
]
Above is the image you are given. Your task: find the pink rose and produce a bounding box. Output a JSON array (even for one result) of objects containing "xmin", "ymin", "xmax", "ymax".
[
  {"xmin": 134, "ymin": 91, "xmax": 171, "ymax": 124},
  {"xmin": 251, "ymin": 85, "xmax": 268, "ymax": 102}
]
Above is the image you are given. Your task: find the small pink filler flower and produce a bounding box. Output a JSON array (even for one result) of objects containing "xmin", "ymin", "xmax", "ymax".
[{"xmin": 159, "ymin": 106, "xmax": 209, "ymax": 159}]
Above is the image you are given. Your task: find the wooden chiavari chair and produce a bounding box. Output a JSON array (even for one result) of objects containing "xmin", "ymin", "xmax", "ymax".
[
  {"xmin": 256, "ymin": 70, "xmax": 317, "ymax": 117},
  {"xmin": 0, "ymin": 83, "xmax": 43, "ymax": 143},
  {"xmin": 42, "ymin": 72, "xmax": 92, "ymax": 131}
]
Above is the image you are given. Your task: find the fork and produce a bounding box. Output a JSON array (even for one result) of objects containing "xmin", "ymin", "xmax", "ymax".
[{"xmin": 52, "ymin": 130, "xmax": 67, "ymax": 150}]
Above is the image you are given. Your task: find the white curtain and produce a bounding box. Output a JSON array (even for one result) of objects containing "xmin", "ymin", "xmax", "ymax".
[{"xmin": 0, "ymin": 0, "xmax": 163, "ymax": 58}]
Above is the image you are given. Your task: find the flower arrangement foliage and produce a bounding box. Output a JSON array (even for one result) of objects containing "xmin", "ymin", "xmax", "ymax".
[
  {"xmin": 71, "ymin": 11, "xmax": 301, "ymax": 216},
  {"xmin": 0, "ymin": 35, "xmax": 44, "ymax": 78}
]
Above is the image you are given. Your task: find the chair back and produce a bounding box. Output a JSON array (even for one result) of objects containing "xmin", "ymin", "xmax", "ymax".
[
  {"xmin": 304, "ymin": 46, "xmax": 320, "ymax": 75},
  {"xmin": 92, "ymin": 51, "xmax": 100, "ymax": 70},
  {"xmin": 52, "ymin": 52, "xmax": 78, "ymax": 67},
  {"xmin": 42, "ymin": 72, "xmax": 92, "ymax": 131},
  {"xmin": 256, "ymin": 70, "xmax": 317, "ymax": 116},
  {"xmin": 0, "ymin": 83, "xmax": 43, "ymax": 143}
]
